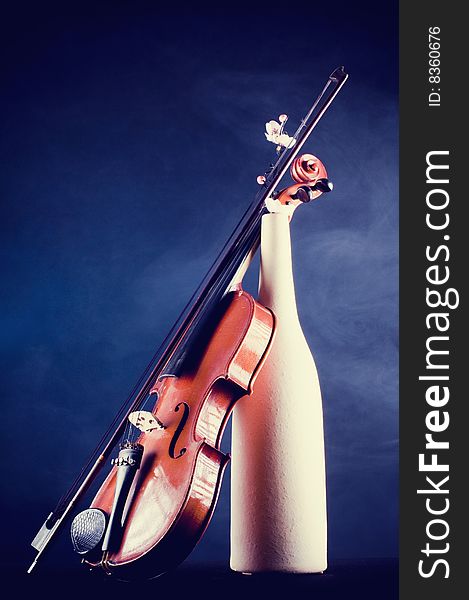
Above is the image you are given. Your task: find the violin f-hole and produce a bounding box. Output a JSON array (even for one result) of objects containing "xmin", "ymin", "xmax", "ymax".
[{"xmin": 168, "ymin": 402, "xmax": 189, "ymax": 459}]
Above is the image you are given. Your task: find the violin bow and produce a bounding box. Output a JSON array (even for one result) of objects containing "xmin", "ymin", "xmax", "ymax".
[{"xmin": 28, "ymin": 66, "xmax": 348, "ymax": 574}]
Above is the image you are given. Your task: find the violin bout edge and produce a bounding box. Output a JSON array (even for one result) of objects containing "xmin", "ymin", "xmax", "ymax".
[{"xmin": 226, "ymin": 290, "xmax": 276, "ymax": 393}]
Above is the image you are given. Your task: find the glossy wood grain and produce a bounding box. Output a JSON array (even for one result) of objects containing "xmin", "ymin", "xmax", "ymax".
[{"xmin": 85, "ymin": 290, "xmax": 274, "ymax": 580}]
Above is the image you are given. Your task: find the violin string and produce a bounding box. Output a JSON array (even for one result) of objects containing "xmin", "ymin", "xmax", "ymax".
[
  {"xmin": 54, "ymin": 160, "xmax": 276, "ymax": 516},
  {"xmin": 55, "ymin": 205, "xmax": 265, "ymax": 516},
  {"xmin": 57, "ymin": 199, "xmax": 276, "ymax": 514},
  {"xmin": 54, "ymin": 158, "xmax": 283, "ymax": 514},
  {"xmin": 52, "ymin": 214, "xmax": 255, "ymax": 515}
]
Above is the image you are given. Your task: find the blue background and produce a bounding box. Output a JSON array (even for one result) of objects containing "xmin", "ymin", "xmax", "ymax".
[{"xmin": 0, "ymin": 2, "xmax": 398, "ymax": 571}]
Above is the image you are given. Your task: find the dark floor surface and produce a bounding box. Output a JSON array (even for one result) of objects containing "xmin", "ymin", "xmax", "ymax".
[{"xmin": 2, "ymin": 559, "xmax": 398, "ymax": 599}]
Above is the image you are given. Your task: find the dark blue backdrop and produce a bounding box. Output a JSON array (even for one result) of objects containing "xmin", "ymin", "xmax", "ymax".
[{"xmin": 0, "ymin": 2, "xmax": 398, "ymax": 571}]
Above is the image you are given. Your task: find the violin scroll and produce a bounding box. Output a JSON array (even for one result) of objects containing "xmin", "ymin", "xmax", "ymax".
[
  {"xmin": 266, "ymin": 153, "xmax": 333, "ymax": 216},
  {"xmin": 290, "ymin": 153, "xmax": 326, "ymax": 184}
]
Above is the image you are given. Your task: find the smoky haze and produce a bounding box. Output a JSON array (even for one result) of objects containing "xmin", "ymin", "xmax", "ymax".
[{"xmin": 0, "ymin": 3, "xmax": 397, "ymax": 570}]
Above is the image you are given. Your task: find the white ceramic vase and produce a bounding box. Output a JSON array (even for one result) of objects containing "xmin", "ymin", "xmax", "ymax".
[{"xmin": 230, "ymin": 213, "xmax": 327, "ymax": 573}]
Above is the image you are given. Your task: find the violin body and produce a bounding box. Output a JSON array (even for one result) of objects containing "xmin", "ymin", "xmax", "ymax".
[{"xmin": 86, "ymin": 290, "xmax": 274, "ymax": 579}]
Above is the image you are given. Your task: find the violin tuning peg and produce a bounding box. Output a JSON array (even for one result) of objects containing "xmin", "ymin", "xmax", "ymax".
[
  {"xmin": 311, "ymin": 178, "xmax": 334, "ymax": 193},
  {"xmin": 288, "ymin": 178, "xmax": 334, "ymax": 204},
  {"xmin": 289, "ymin": 185, "xmax": 315, "ymax": 203}
]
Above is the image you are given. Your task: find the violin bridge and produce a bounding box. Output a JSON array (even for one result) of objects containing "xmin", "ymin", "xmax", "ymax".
[{"xmin": 128, "ymin": 410, "xmax": 166, "ymax": 433}]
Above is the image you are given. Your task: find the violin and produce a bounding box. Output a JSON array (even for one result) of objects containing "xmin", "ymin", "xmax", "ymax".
[{"xmin": 28, "ymin": 67, "xmax": 348, "ymax": 580}]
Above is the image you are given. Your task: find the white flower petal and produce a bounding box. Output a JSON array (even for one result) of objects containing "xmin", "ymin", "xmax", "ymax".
[
  {"xmin": 265, "ymin": 120, "xmax": 280, "ymax": 135},
  {"xmin": 277, "ymin": 133, "xmax": 295, "ymax": 148}
]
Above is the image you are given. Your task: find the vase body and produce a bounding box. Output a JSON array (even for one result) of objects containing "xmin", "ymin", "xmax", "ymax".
[{"xmin": 230, "ymin": 213, "xmax": 327, "ymax": 573}]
